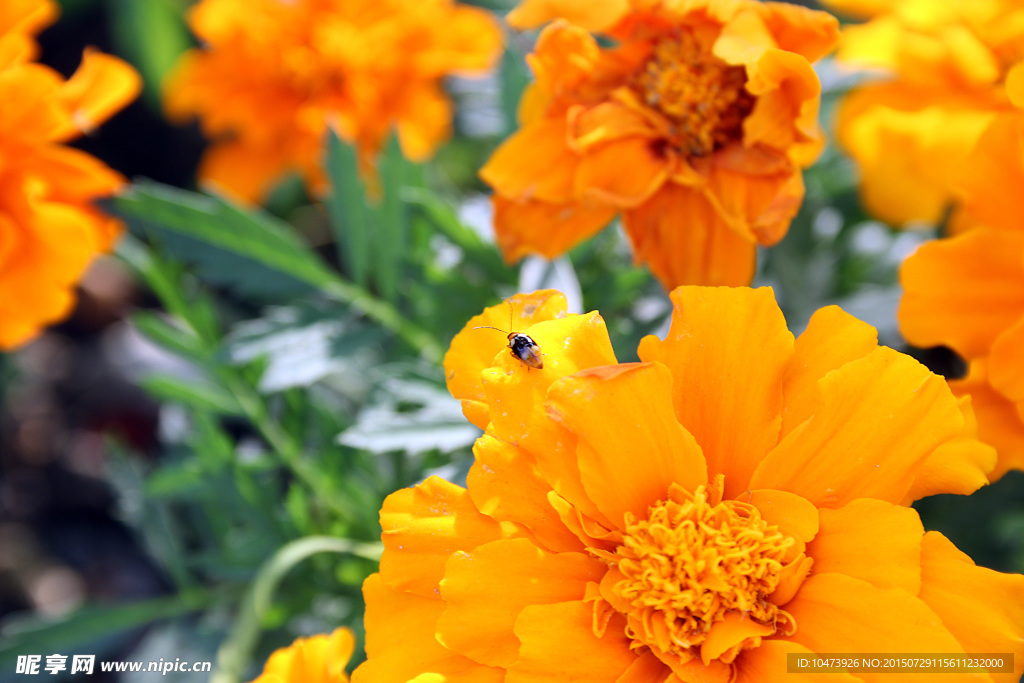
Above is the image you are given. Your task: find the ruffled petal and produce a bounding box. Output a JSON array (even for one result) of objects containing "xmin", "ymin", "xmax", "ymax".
[
  {"xmin": 951, "ymin": 361, "xmax": 1024, "ymax": 481},
  {"xmin": 491, "ymin": 196, "xmax": 617, "ymax": 263},
  {"xmin": 735, "ymin": 640, "xmax": 861, "ymax": 683},
  {"xmin": 988, "ymin": 317, "xmax": 1024, "ymax": 418},
  {"xmin": 481, "ymin": 312, "xmax": 618, "ymax": 525},
  {"xmin": 783, "ymin": 574, "xmax": 972, "ymax": 683},
  {"xmin": 444, "ymin": 290, "xmax": 569, "ymax": 429},
  {"xmin": 378, "ymin": 477, "xmax": 526, "ymax": 597},
  {"xmin": 806, "ymin": 499, "xmax": 923, "ymax": 594},
  {"xmin": 396, "ymin": 81, "xmax": 452, "ymax": 162},
  {"xmin": 575, "ymin": 136, "xmax": 672, "ymax": 208},
  {"xmin": 622, "ymin": 183, "xmax": 758, "ymax": 288},
  {"xmin": 781, "ymin": 305, "xmax": 878, "ymax": 438},
  {"xmin": 468, "ymin": 435, "xmax": 582, "ymax": 553},
  {"xmin": 507, "ymin": 601, "xmax": 637, "ymax": 682},
  {"xmin": 917, "ymin": 532, "xmax": 1024, "ymax": 683},
  {"xmin": 750, "ymin": 347, "xmax": 969, "ymax": 508},
  {"xmin": 899, "ymin": 229, "xmax": 1024, "ymax": 359},
  {"xmin": 901, "ymin": 395, "xmax": 995, "ymax": 501},
  {"xmin": 638, "ymin": 287, "xmax": 793, "ymax": 500},
  {"xmin": 354, "ymin": 574, "xmax": 504, "ymax": 683},
  {"xmin": 747, "ymin": 489, "xmax": 819, "ymax": 547},
  {"xmin": 480, "ymin": 118, "xmax": 579, "ymax": 204},
  {"xmin": 437, "ymin": 538, "xmax": 605, "ymax": 667},
  {"xmin": 546, "ymin": 363, "xmax": 708, "ymax": 529},
  {"xmin": 55, "ymin": 49, "xmax": 141, "ymax": 140}
]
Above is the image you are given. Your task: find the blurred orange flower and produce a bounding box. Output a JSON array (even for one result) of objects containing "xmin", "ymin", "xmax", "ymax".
[
  {"xmin": 480, "ymin": 1, "xmax": 837, "ymax": 289},
  {"xmin": 164, "ymin": 0, "xmax": 503, "ymax": 203},
  {"xmin": 827, "ymin": 0, "xmax": 1024, "ymax": 226},
  {"xmin": 354, "ymin": 288, "xmax": 1021, "ymax": 683},
  {"xmin": 0, "ymin": 0, "xmax": 140, "ymax": 350},
  {"xmin": 251, "ymin": 628, "xmax": 353, "ymax": 683},
  {"xmin": 899, "ymin": 71, "xmax": 1024, "ymax": 479}
]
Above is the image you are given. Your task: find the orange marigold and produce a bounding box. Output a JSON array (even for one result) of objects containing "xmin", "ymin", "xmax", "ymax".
[
  {"xmin": 899, "ymin": 69, "xmax": 1024, "ymax": 480},
  {"xmin": 827, "ymin": 0, "xmax": 1024, "ymax": 226},
  {"xmin": 0, "ymin": 0, "xmax": 140, "ymax": 350},
  {"xmin": 480, "ymin": 1, "xmax": 838, "ymax": 289},
  {"xmin": 164, "ymin": 0, "xmax": 503, "ymax": 203},
  {"xmin": 355, "ymin": 288, "xmax": 1023, "ymax": 683},
  {"xmin": 251, "ymin": 628, "xmax": 354, "ymax": 683}
]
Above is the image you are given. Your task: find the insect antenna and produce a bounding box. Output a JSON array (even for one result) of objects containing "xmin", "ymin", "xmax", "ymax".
[{"xmin": 472, "ymin": 325, "xmax": 510, "ymax": 334}]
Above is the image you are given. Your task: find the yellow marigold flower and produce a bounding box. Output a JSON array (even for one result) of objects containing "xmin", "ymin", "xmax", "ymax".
[
  {"xmin": 900, "ymin": 70, "xmax": 1024, "ymax": 479},
  {"xmin": 481, "ymin": 0, "xmax": 837, "ymax": 290},
  {"xmin": 827, "ymin": 0, "xmax": 1024, "ymax": 226},
  {"xmin": 0, "ymin": 0, "xmax": 141, "ymax": 350},
  {"xmin": 251, "ymin": 628, "xmax": 354, "ymax": 683},
  {"xmin": 164, "ymin": 0, "xmax": 503, "ymax": 203},
  {"xmin": 355, "ymin": 288, "xmax": 1022, "ymax": 683}
]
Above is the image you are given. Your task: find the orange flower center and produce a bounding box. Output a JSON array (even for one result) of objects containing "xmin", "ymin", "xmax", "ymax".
[
  {"xmin": 612, "ymin": 485, "xmax": 792, "ymax": 658},
  {"xmin": 632, "ymin": 32, "xmax": 754, "ymax": 157}
]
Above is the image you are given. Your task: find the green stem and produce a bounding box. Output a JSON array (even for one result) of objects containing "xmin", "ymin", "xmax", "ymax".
[
  {"xmin": 210, "ymin": 537, "xmax": 382, "ymax": 683},
  {"xmin": 321, "ymin": 279, "xmax": 443, "ymax": 363}
]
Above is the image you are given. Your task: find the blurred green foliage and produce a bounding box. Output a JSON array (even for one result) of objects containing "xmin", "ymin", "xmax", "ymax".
[{"xmin": 0, "ymin": 2, "xmax": 1021, "ymax": 682}]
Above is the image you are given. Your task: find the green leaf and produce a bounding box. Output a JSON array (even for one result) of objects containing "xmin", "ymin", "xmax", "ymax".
[
  {"xmin": 139, "ymin": 373, "xmax": 243, "ymax": 416},
  {"xmin": 338, "ymin": 376, "xmax": 480, "ymax": 455},
  {"xmin": 324, "ymin": 132, "xmax": 373, "ymax": 288},
  {"xmin": 111, "ymin": 182, "xmax": 338, "ymax": 291},
  {"xmin": 131, "ymin": 310, "xmax": 205, "ymax": 359},
  {"xmin": 0, "ymin": 595, "xmax": 205, "ymax": 670}
]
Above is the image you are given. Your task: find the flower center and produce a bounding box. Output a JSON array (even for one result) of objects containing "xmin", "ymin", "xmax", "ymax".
[
  {"xmin": 612, "ymin": 485, "xmax": 792, "ymax": 658},
  {"xmin": 632, "ymin": 32, "xmax": 754, "ymax": 157}
]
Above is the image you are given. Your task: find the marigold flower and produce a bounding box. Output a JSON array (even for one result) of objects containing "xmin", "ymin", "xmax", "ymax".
[
  {"xmin": 827, "ymin": 0, "xmax": 1024, "ymax": 226},
  {"xmin": 480, "ymin": 1, "xmax": 838, "ymax": 289},
  {"xmin": 899, "ymin": 73, "xmax": 1024, "ymax": 479},
  {"xmin": 355, "ymin": 288, "xmax": 1022, "ymax": 683},
  {"xmin": 0, "ymin": 0, "xmax": 141, "ymax": 350},
  {"xmin": 251, "ymin": 628, "xmax": 354, "ymax": 683},
  {"xmin": 164, "ymin": 0, "xmax": 503, "ymax": 203}
]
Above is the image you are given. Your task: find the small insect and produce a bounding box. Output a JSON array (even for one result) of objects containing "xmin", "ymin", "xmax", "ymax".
[{"xmin": 474, "ymin": 301, "xmax": 544, "ymax": 370}]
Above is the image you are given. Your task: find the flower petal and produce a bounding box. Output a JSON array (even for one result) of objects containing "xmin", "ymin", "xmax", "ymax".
[
  {"xmin": 734, "ymin": 640, "xmax": 861, "ymax": 683},
  {"xmin": 781, "ymin": 305, "xmax": 878, "ymax": 438},
  {"xmin": 379, "ymin": 476, "xmax": 526, "ymax": 597},
  {"xmin": 507, "ymin": 601, "xmax": 637, "ymax": 683},
  {"xmin": 468, "ymin": 434, "xmax": 582, "ymax": 553},
  {"xmin": 783, "ymin": 574, "xmax": 970, "ymax": 683},
  {"xmin": 481, "ymin": 311, "xmax": 618, "ymax": 524},
  {"xmin": 901, "ymin": 395, "xmax": 995, "ymax": 501},
  {"xmin": 806, "ymin": 499, "xmax": 923, "ymax": 594},
  {"xmin": 749, "ymin": 347, "xmax": 967, "ymax": 508},
  {"xmin": 700, "ymin": 612, "xmax": 775, "ymax": 665},
  {"xmin": 917, "ymin": 532, "xmax": 1024, "ymax": 683},
  {"xmin": 353, "ymin": 574, "xmax": 504, "ymax": 683},
  {"xmin": 545, "ymin": 362, "xmax": 708, "ymax": 529},
  {"xmin": 56, "ymin": 48, "xmax": 141, "ymax": 139},
  {"xmin": 480, "ymin": 118, "xmax": 579, "ymax": 204},
  {"xmin": 622, "ymin": 183, "xmax": 758, "ymax": 289},
  {"xmin": 747, "ymin": 489, "xmax": 819, "ymax": 546},
  {"xmin": 615, "ymin": 651, "xmax": 672, "ymax": 683},
  {"xmin": 199, "ymin": 139, "xmax": 294, "ymax": 205},
  {"xmin": 638, "ymin": 287, "xmax": 793, "ymax": 500},
  {"xmin": 575, "ymin": 136, "xmax": 671, "ymax": 208},
  {"xmin": 899, "ymin": 229, "xmax": 1024, "ymax": 359},
  {"xmin": 491, "ymin": 196, "xmax": 617, "ymax": 263},
  {"xmin": 988, "ymin": 317, "xmax": 1024, "ymax": 418},
  {"xmin": 506, "ymin": 0, "xmax": 629, "ymax": 31},
  {"xmin": 444, "ymin": 290, "xmax": 569, "ymax": 429},
  {"xmin": 951, "ymin": 361, "xmax": 1024, "ymax": 480},
  {"xmin": 437, "ymin": 538, "xmax": 605, "ymax": 667}
]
